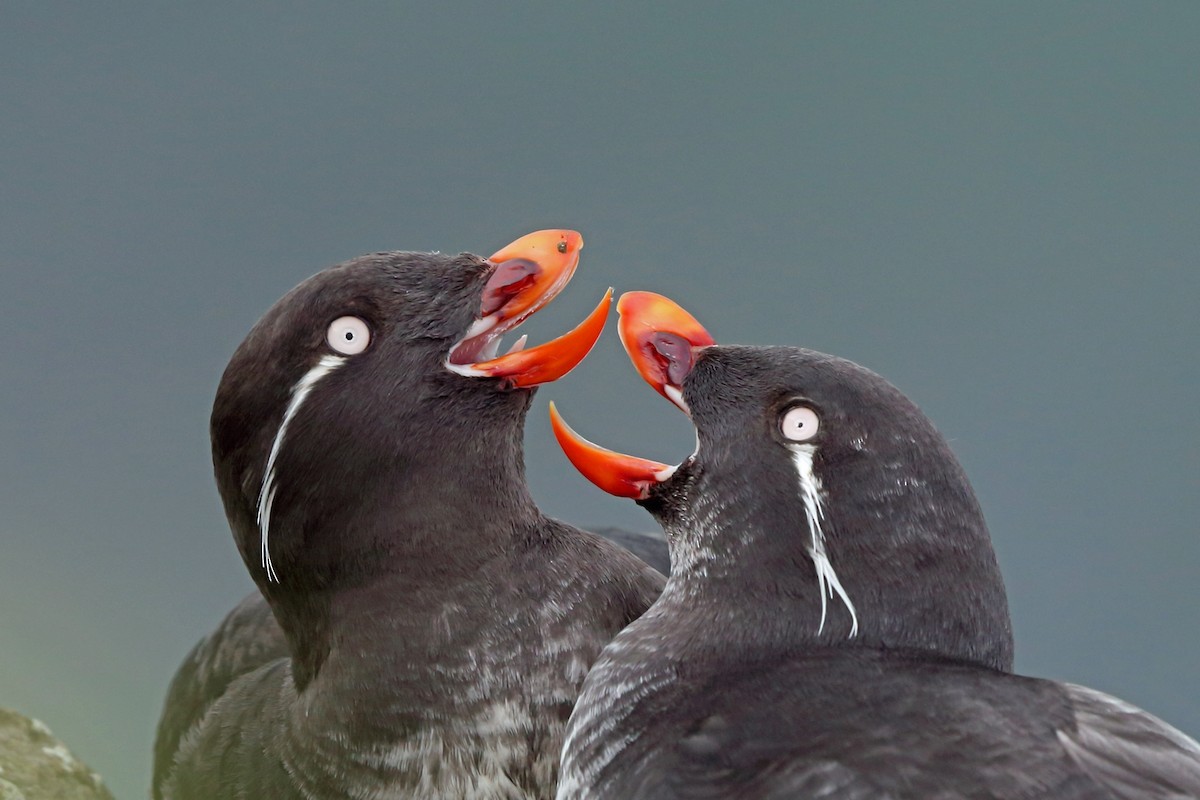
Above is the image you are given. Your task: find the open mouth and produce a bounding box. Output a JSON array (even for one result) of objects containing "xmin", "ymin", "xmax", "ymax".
[
  {"xmin": 549, "ymin": 291, "xmax": 715, "ymax": 498},
  {"xmin": 445, "ymin": 229, "xmax": 611, "ymax": 388}
]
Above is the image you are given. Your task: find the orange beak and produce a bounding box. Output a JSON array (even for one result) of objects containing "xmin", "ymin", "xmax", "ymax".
[
  {"xmin": 617, "ymin": 291, "xmax": 715, "ymax": 413},
  {"xmin": 447, "ymin": 230, "xmax": 608, "ymax": 388},
  {"xmin": 470, "ymin": 289, "xmax": 611, "ymax": 388},
  {"xmin": 482, "ymin": 229, "xmax": 584, "ymax": 326},
  {"xmin": 548, "ymin": 402, "xmax": 676, "ymax": 500},
  {"xmin": 549, "ymin": 291, "xmax": 717, "ymax": 499}
]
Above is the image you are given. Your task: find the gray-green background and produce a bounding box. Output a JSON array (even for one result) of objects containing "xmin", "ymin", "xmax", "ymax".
[{"xmin": 3, "ymin": 4, "xmax": 1197, "ymax": 797}]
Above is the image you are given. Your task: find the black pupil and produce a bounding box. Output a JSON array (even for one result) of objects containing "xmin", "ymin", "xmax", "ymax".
[{"xmin": 344, "ymin": 331, "xmax": 354, "ymax": 340}]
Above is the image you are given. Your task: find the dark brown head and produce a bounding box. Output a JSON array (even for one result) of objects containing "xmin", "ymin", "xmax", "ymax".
[
  {"xmin": 552, "ymin": 291, "xmax": 1013, "ymax": 671},
  {"xmin": 212, "ymin": 231, "xmax": 607, "ymax": 597}
]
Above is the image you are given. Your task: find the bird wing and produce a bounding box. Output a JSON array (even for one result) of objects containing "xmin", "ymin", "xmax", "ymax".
[
  {"xmin": 1057, "ymin": 682, "xmax": 1200, "ymax": 800},
  {"xmin": 151, "ymin": 591, "xmax": 287, "ymax": 799},
  {"xmin": 681, "ymin": 758, "xmax": 895, "ymax": 800},
  {"xmin": 649, "ymin": 708, "xmax": 899, "ymax": 800}
]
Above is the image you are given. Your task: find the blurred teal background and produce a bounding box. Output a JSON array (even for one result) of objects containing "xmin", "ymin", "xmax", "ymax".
[{"xmin": 2, "ymin": 4, "xmax": 1197, "ymax": 797}]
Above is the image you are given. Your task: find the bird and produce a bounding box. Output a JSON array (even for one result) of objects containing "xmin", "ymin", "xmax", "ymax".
[
  {"xmin": 152, "ymin": 231, "xmax": 666, "ymax": 800},
  {"xmin": 548, "ymin": 290, "xmax": 1200, "ymax": 799}
]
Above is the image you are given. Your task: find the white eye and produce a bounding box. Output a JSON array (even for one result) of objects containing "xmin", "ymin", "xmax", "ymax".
[
  {"xmin": 780, "ymin": 405, "xmax": 820, "ymax": 442},
  {"xmin": 326, "ymin": 316, "xmax": 371, "ymax": 355}
]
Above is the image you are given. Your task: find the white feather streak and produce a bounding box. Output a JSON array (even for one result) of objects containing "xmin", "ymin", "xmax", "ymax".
[
  {"xmin": 256, "ymin": 354, "xmax": 345, "ymax": 583},
  {"xmin": 791, "ymin": 445, "xmax": 859, "ymax": 638}
]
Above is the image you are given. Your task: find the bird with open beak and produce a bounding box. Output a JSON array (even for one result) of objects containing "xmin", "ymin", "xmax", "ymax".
[
  {"xmin": 153, "ymin": 232, "xmax": 665, "ymax": 800},
  {"xmin": 551, "ymin": 292, "xmax": 1200, "ymax": 800}
]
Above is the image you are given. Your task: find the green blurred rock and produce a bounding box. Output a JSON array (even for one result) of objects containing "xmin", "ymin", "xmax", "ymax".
[{"xmin": 0, "ymin": 709, "xmax": 114, "ymax": 800}]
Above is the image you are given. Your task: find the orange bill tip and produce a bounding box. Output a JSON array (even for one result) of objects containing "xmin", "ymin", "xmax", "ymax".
[
  {"xmin": 481, "ymin": 230, "xmax": 584, "ymax": 325},
  {"xmin": 549, "ymin": 401, "xmax": 675, "ymax": 500},
  {"xmin": 489, "ymin": 229, "xmax": 583, "ymax": 264}
]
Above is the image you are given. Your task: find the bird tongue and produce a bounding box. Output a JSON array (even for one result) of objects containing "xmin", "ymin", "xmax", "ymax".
[{"xmin": 549, "ymin": 291, "xmax": 716, "ymax": 500}]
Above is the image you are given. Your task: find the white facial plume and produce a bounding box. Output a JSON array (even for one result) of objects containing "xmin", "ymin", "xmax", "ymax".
[
  {"xmin": 255, "ymin": 353, "xmax": 347, "ymax": 582},
  {"xmin": 786, "ymin": 431, "xmax": 859, "ymax": 638}
]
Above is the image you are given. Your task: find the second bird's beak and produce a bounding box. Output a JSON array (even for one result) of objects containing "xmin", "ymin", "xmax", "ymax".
[{"xmin": 551, "ymin": 291, "xmax": 715, "ymax": 499}]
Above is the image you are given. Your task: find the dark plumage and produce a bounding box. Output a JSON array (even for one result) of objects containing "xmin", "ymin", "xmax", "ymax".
[
  {"xmin": 586, "ymin": 527, "xmax": 670, "ymax": 575},
  {"xmin": 553, "ymin": 293, "xmax": 1200, "ymax": 799},
  {"xmin": 153, "ymin": 235, "xmax": 664, "ymax": 800},
  {"xmin": 152, "ymin": 593, "xmax": 285, "ymax": 796}
]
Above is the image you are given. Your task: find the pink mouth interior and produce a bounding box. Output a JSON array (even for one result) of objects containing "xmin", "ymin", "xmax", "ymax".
[{"xmin": 447, "ymin": 258, "xmax": 555, "ymax": 366}]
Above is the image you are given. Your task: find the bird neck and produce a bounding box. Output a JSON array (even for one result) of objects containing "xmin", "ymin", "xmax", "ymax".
[{"xmin": 238, "ymin": 415, "xmax": 543, "ymax": 689}]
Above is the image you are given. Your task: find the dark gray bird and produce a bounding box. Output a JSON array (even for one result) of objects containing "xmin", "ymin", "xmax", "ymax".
[
  {"xmin": 152, "ymin": 232, "xmax": 665, "ymax": 800},
  {"xmin": 549, "ymin": 291, "xmax": 1200, "ymax": 799}
]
